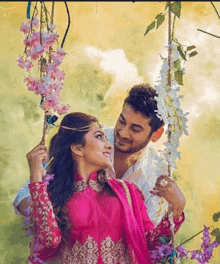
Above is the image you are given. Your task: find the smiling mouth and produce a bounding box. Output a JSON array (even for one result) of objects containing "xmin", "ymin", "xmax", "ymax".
[{"xmin": 103, "ymin": 152, "xmax": 111, "ymax": 158}]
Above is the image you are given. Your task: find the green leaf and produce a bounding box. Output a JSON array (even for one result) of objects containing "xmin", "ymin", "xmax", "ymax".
[
  {"xmin": 189, "ymin": 51, "xmax": 198, "ymax": 58},
  {"xmin": 177, "ymin": 45, "xmax": 187, "ymax": 61},
  {"xmin": 156, "ymin": 13, "xmax": 165, "ymax": 29},
  {"xmin": 155, "ymin": 12, "xmax": 163, "ymax": 19},
  {"xmin": 144, "ymin": 20, "xmax": 155, "ymax": 36},
  {"xmin": 170, "ymin": 2, "xmax": 181, "ymax": 18},
  {"xmin": 187, "ymin": 45, "xmax": 196, "ymax": 51},
  {"xmin": 161, "ymin": 258, "xmax": 168, "ymax": 263},
  {"xmin": 213, "ymin": 212, "xmax": 220, "ymax": 222},
  {"xmin": 174, "ymin": 59, "xmax": 181, "ymax": 70},
  {"xmin": 211, "ymin": 228, "xmax": 220, "ymax": 237},
  {"xmin": 174, "ymin": 70, "xmax": 183, "ymax": 85},
  {"xmin": 216, "ymin": 234, "xmax": 220, "ymax": 243},
  {"xmin": 96, "ymin": 94, "xmax": 103, "ymax": 101},
  {"xmin": 159, "ymin": 236, "xmax": 171, "ymax": 244},
  {"xmin": 165, "ymin": 2, "xmax": 169, "ymax": 10}
]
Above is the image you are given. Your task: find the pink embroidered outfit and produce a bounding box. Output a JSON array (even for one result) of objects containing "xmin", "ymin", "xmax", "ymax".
[{"xmin": 27, "ymin": 171, "xmax": 184, "ymax": 264}]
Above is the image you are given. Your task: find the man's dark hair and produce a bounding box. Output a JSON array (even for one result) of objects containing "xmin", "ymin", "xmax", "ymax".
[{"xmin": 123, "ymin": 83, "xmax": 164, "ymax": 135}]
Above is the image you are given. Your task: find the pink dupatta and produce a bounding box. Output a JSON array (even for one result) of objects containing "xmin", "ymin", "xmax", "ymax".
[{"xmin": 108, "ymin": 176, "xmax": 153, "ymax": 264}]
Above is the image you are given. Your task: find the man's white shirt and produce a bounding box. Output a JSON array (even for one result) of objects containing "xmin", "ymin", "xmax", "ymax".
[
  {"xmin": 104, "ymin": 127, "xmax": 168, "ymax": 224},
  {"xmin": 13, "ymin": 127, "xmax": 168, "ymax": 225}
]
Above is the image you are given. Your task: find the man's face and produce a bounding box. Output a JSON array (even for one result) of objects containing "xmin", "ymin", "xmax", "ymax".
[{"xmin": 114, "ymin": 104, "xmax": 153, "ymax": 154}]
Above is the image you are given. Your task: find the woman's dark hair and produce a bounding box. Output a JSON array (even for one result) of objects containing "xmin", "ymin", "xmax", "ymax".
[
  {"xmin": 46, "ymin": 112, "xmax": 98, "ymax": 237},
  {"xmin": 124, "ymin": 83, "xmax": 164, "ymax": 136}
]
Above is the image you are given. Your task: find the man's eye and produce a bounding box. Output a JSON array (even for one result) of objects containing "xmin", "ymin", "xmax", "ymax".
[
  {"xmin": 119, "ymin": 119, "xmax": 125, "ymax": 124},
  {"xmin": 132, "ymin": 127, "xmax": 140, "ymax": 133}
]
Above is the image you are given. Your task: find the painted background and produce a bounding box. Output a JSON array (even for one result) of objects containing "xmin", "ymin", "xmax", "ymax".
[{"xmin": 0, "ymin": 2, "xmax": 219, "ymax": 263}]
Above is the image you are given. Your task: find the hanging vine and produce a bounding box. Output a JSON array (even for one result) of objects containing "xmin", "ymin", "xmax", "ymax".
[
  {"xmin": 17, "ymin": 2, "xmax": 71, "ymax": 143},
  {"xmin": 144, "ymin": 1, "xmax": 219, "ymax": 264}
]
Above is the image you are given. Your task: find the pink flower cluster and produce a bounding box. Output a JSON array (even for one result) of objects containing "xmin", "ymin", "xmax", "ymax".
[{"xmin": 17, "ymin": 16, "xmax": 69, "ymax": 115}]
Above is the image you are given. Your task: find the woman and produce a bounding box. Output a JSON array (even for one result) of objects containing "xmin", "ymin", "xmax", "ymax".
[{"xmin": 26, "ymin": 112, "xmax": 185, "ymax": 264}]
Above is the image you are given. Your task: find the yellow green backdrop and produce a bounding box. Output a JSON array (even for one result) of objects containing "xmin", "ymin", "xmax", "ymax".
[{"xmin": 0, "ymin": 2, "xmax": 219, "ymax": 263}]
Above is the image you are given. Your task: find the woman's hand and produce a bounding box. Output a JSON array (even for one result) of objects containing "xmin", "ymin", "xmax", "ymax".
[
  {"xmin": 150, "ymin": 175, "xmax": 186, "ymax": 220},
  {"xmin": 26, "ymin": 142, "xmax": 48, "ymax": 183}
]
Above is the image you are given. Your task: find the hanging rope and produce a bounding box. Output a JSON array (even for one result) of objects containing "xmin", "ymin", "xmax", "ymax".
[
  {"xmin": 41, "ymin": 2, "xmax": 55, "ymax": 144},
  {"xmin": 61, "ymin": 2, "xmax": 71, "ymax": 48},
  {"xmin": 167, "ymin": 2, "xmax": 176, "ymax": 264}
]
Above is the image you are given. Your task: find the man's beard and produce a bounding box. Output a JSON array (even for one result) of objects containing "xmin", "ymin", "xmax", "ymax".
[{"xmin": 114, "ymin": 133, "xmax": 151, "ymax": 154}]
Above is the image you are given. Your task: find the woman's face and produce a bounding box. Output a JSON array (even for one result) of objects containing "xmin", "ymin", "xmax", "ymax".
[{"xmin": 80, "ymin": 123, "xmax": 113, "ymax": 170}]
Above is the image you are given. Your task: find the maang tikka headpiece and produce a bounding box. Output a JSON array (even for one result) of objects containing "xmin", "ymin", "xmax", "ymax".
[{"xmin": 57, "ymin": 122, "xmax": 103, "ymax": 132}]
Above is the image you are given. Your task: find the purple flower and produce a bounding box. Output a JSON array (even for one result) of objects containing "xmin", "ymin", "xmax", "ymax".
[
  {"xmin": 150, "ymin": 244, "xmax": 173, "ymax": 263},
  {"xmin": 33, "ymin": 253, "xmax": 43, "ymax": 264},
  {"xmin": 24, "ymin": 206, "xmax": 31, "ymax": 216},
  {"xmin": 24, "ymin": 216, "xmax": 31, "ymax": 226},
  {"xmin": 33, "ymin": 237, "xmax": 40, "ymax": 251},
  {"xmin": 190, "ymin": 250, "xmax": 201, "ymax": 260},
  {"xmin": 210, "ymin": 241, "xmax": 220, "ymax": 248},
  {"xmin": 201, "ymin": 225, "xmax": 211, "ymax": 248},
  {"xmin": 176, "ymin": 246, "xmax": 188, "ymax": 259},
  {"xmin": 26, "ymin": 196, "xmax": 31, "ymax": 203},
  {"xmin": 25, "ymin": 228, "xmax": 33, "ymax": 237},
  {"xmin": 158, "ymin": 244, "xmax": 173, "ymax": 257},
  {"xmin": 43, "ymin": 173, "xmax": 54, "ymax": 185},
  {"xmin": 203, "ymin": 246, "xmax": 213, "ymax": 262},
  {"xmin": 150, "ymin": 249, "xmax": 160, "ymax": 263}
]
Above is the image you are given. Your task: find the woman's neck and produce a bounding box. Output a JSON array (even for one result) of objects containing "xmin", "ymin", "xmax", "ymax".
[{"xmin": 76, "ymin": 162, "xmax": 98, "ymax": 182}]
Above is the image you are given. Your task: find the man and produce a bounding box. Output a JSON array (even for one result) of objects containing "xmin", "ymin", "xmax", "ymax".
[
  {"xmin": 13, "ymin": 83, "xmax": 169, "ymax": 224},
  {"xmin": 104, "ymin": 83, "xmax": 168, "ymax": 223}
]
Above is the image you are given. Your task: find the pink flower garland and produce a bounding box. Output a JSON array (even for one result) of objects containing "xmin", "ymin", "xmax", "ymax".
[{"xmin": 17, "ymin": 16, "xmax": 69, "ymax": 116}]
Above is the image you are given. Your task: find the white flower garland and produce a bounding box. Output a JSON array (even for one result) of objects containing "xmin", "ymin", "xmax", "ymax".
[
  {"xmin": 153, "ymin": 42, "xmax": 190, "ymax": 263},
  {"xmin": 154, "ymin": 42, "xmax": 189, "ymax": 171}
]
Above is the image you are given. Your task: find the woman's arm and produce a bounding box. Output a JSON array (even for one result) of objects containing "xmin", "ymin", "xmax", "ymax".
[
  {"xmin": 27, "ymin": 143, "xmax": 62, "ymax": 248},
  {"xmin": 29, "ymin": 181, "xmax": 62, "ymax": 248}
]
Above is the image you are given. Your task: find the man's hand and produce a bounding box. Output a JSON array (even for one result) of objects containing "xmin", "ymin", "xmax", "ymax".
[
  {"xmin": 150, "ymin": 175, "xmax": 186, "ymax": 220},
  {"xmin": 17, "ymin": 197, "xmax": 30, "ymax": 216},
  {"xmin": 26, "ymin": 142, "xmax": 48, "ymax": 183}
]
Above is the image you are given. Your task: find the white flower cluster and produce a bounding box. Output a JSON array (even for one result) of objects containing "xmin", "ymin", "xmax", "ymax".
[{"xmin": 154, "ymin": 42, "xmax": 189, "ymax": 170}]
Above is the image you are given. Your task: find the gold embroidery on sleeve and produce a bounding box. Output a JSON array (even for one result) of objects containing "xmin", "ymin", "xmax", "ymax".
[{"xmin": 31, "ymin": 183, "xmax": 59, "ymax": 247}]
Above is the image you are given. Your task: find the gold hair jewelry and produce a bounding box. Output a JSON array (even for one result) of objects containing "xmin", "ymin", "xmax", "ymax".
[
  {"xmin": 55, "ymin": 122, "xmax": 102, "ymax": 132},
  {"xmin": 57, "ymin": 125, "xmax": 91, "ymax": 131}
]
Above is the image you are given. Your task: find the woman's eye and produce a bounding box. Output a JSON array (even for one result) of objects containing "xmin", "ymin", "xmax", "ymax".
[
  {"xmin": 119, "ymin": 119, "xmax": 125, "ymax": 125},
  {"xmin": 96, "ymin": 134, "xmax": 103, "ymax": 139}
]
